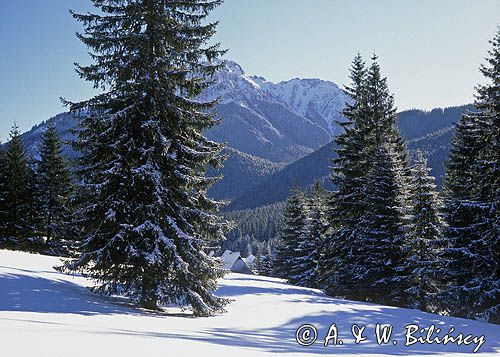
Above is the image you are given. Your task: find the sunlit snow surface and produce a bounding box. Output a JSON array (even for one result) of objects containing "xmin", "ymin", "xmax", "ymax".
[{"xmin": 1, "ymin": 250, "xmax": 499, "ymax": 356}]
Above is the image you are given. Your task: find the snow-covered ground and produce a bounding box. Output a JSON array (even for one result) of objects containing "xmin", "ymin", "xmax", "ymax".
[{"xmin": 1, "ymin": 250, "xmax": 498, "ymax": 356}]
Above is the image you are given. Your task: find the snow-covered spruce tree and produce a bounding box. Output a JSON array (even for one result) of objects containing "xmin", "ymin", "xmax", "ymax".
[
  {"xmin": 439, "ymin": 29, "xmax": 499, "ymax": 323},
  {"xmin": 404, "ymin": 151, "xmax": 445, "ymax": 312},
  {"xmin": 273, "ymin": 188, "xmax": 308, "ymax": 280},
  {"xmin": 350, "ymin": 56, "xmax": 410, "ymax": 305},
  {"xmin": 354, "ymin": 57, "xmax": 410, "ymax": 306},
  {"xmin": 320, "ymin": 54, "xmax": 369, "ymax": 296},
  {"xmin": 62, "ymin": 0, "xmax": 230, "ymax": 316},
  {"xmin": 255, "ymin": 241, "xmax": 274, "ymax": 276},
  {"xmin": 0, "ymin": 146, "xmax": 7, "ymax": 242},
  {"xmin": 291, "ymin": 182, "xmax": 327, "ymax": 288},
  {"xmin": 365, "ymin": 55, "xmax": 410, "ymax": 189},
  {"xmin": 438, "ymin": 110, "xmax": 486, "ymax": 317},
  {"xmin": 351, "ymin": 144, "xmax": 408, "ymax": 306},
  {"xmin": 36, "ymin": 123, "xmax": 73, "ymax": 255},
  {"xmin": 0, "ymin": 125, "xmax": 39, "ymax": 251},
  {"xmin": 321, "ymin": 55, "xmax": 410, "ymax": 302}
]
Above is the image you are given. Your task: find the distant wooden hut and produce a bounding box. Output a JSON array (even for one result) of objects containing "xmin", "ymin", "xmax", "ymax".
[{"xmin": 220, "ymin": 250, "xmax": 254, "ymax": 274}]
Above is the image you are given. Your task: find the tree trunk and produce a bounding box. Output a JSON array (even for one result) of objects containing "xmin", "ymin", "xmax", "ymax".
[{"xmin": 141, "ymin": 297, "xmax": 159, "ymax": 311}]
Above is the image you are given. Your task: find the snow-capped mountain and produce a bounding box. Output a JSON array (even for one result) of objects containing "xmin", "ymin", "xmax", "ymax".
[
  {"xmin": 17, "ymin": 60, "xmax": 348, "ymax": 164},
  {"xmin": 203, "ymin": 60, "xmax": 348, "ymax": 136},
  {"xmin": 7, "ymin": 67, "xmax": 473, "ymax": 205},
  {"xmin": 260, "ymin": 77, "xmax": 347, "ymax": 135},
  {"xmin": 201, "ymin": 60, "xmax": 268, "ymax": 105},
  {"xmin": 200, "ymin": 60, "xmax": 349, "ymax": 163}
]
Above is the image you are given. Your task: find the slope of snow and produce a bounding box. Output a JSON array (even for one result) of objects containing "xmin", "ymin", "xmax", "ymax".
[{"xmin": 1, "ymin": 250, "xmax": 499, "ymax": 356}]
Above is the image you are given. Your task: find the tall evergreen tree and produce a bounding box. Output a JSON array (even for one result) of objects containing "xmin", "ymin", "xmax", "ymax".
[
  {"xmin": 273, "ymin": 188, "xmax": 307, "ymax": 280},
  {"xmin": 439, "ymin": 110, "xmax": 486, "ymax": 318},
  {"xmin": 62, "ymin": 0, "xmax": 230, "ymax": 316},
  {"xmin": 405, "ymin": 151, "xmax": 444, "ymax": 312},
  {"xmin": 329, "ymin": 54, "xmax": 369, "ymax": 227},
  {"xmin": 0, "ymin": 146, "xmax": 7, "ymax": 239},
  {"xmin": 351, "ymin": 145, "xmax": 408, "ymax": 306},
  {"xmin": 291, "ymin": 182, "xmax": 327, "ymax": 288},
  {"xmin": 439, "ymin": 29, "xmax": 499, "ymax": 323},
  {"xmin": 365, "ymin": 55, "xmax": 409, "ymax": 175},
  {"xmin": 320, "ymin": 54, "xmax": 369, "ymax": 295},
  {"xmin": 321, "ymin": 55, "xmax": 410, "ymax": 302},
  {"xmin": 37, "ymin": 123, "xmax": 72, "ymax": 254},
  {"xmin": 0, "ymin": 125, "xmax": 38, "ymax": 250}
]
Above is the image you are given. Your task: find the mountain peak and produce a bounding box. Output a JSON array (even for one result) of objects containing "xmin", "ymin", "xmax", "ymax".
[
  {"xmin": 223, "ymin": 60, "xmax": 245, "ymax": 75},
  {"xmin": 206, "ymin": 60, "xmax": 349, "ymax": 135}
]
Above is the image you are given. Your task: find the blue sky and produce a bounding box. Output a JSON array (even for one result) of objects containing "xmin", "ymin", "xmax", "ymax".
[{"xmin": 0, "ymin": 0, "xmax": 499, "ymax": 140}]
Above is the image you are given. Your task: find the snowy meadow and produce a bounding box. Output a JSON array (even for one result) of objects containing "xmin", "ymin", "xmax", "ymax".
[{"xmin": 1, "ymin": 250, "xmax": 499, "ymax": 356}]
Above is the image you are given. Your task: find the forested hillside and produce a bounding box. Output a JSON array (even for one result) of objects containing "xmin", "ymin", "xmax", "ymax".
[{"xmin": 227, "ymin": 104, "xmax": 472, "ymax": 210}]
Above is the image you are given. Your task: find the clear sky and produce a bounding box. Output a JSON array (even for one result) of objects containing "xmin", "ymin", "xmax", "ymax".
[{"xmin": 0, "ymin": 0, "xmax": 499, "ymax": 141}]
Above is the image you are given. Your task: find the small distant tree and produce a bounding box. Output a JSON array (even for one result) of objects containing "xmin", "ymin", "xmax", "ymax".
[
  {"xmin": 37, "ymin": 123, "xmax": 73, "ymax": 255},
  {"xmin": 404, "ymin": 151, "xmax": 445, "ymax": 312},
  {"xmin": 0, "ymin": 146, "xmax": 7, "ymax": 240},
  {"xmin": 0, "ymin": 125, "xmax": 38, "ymax": 250},
  {"xmin": 255, "ymin": 242, "xmax": 274, "ymax": 276},
  {"xmin": 291, "ymin": 182, "xmax": 327, "ymax": 288},
  {"xmin": 273, "ymin": 188, "xmax": 307, "ymax": 280}
]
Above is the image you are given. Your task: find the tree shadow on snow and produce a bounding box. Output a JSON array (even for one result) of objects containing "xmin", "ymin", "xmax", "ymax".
[
  {"xmin": 216, "ymin": 274, "xmax": 325, "ymax": 298},
  {"xmin": 36, "ymin": 275, "xmax": 492, "ymax": 355},
  {"xmin": 1, "ymin": 268, "xmax": 498, "ymax": 355},
  {"xmin": 97, "ymin": 307, "xmax": 499, "ymax": 355},
  {"xmin": 0, "ymin": 271, "xmax": 136, "ymax": 316},
  {"xmin": 206, "ymin": 279, "xmax": 500, "ymax": 355},
  {"xmin": 216, "ymin": 284, "xmax": 322, "ymax": 298}
]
